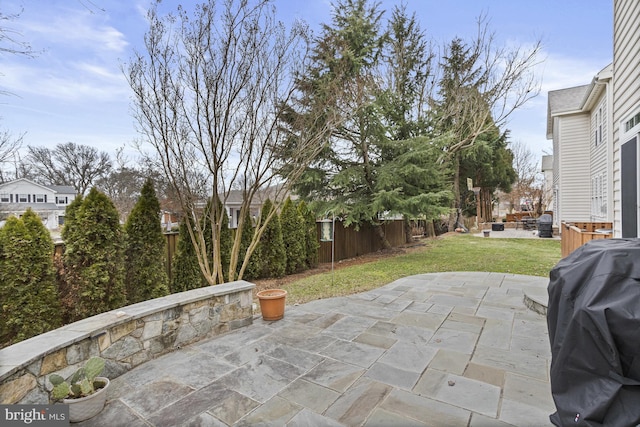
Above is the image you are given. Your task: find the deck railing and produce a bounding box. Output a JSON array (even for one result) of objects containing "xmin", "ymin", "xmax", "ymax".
[{"xmin": 561, "ymin": 222, "xmax": 612, "ymax": 258}]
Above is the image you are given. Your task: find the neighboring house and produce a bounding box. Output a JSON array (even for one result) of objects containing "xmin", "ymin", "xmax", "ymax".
[
  {"xmin": 540, "ymin": 154, "xmax": 554, "ymax": 213},
  {"xmin": 613, "ymin": 0, "xmax": 640, "ymax": 238},
  {"xmin": 546, "ymin": 63, "xmax": 613, "ymax": 229},
  {"xmin": 0, "ymin": 178, "xmax": 76, "ymax": 230},
  {"xmin": 160, "ymin": 210, "xmax": 180, "ymax": 232},
  {"xmin": 223, "ymin": 185, "xmax": 293, "ymax": 229},
  {"xmin": 549, "ymin": 0, "xmax": 639, "ymax": 238}
]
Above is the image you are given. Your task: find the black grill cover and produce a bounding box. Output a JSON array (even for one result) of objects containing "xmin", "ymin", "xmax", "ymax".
[
  {"xmin": 547, "ymin": 238, "xmax": 640, "ymax": 426},
  {"xmin": 538, "ymin": 214, "xmax": 554, "ymax": 238}
]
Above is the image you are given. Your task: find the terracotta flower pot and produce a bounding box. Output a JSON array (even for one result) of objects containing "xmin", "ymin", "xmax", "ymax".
[{"xmin": 257, "ymin": 289, "xmax": 287, "ymax": 321}]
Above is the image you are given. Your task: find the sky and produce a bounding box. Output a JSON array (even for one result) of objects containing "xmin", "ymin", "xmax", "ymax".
[{"xmin": 0, "ymin": 0, "xmax": 613, "ymax": 169}]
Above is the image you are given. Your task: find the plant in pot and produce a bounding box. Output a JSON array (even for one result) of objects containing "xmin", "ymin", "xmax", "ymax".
[{"xmin": 49, "ymin": 356, "xmax": 110, "ymax": 423}]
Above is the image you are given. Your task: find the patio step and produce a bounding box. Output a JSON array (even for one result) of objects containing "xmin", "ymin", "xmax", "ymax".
[{"xmin": 524, "ymin": 290, "xmax": 548, "ymax": 315}]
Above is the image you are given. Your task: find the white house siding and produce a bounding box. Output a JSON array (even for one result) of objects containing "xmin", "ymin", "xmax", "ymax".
[
  {"xmin": 612, "ymin": 0, "xmax": 640, "ymax": 237},
  {"xmin": 541, "ymin": 155, "xmax": 553, "ymax": 215},
  {"xmin": 557, "ymin": 114, "xmax": 592, "ymax": 223},
  {"xmin": 590, "ymin": 94, "xmax": 609, "ymax": 221},
  {"xmin": 552, "ymin": 122, "xmax": 560, "ymax": 226},
  {"xmin": 0, "ymin": 179, "xmax": 75, "ymax": 230}
]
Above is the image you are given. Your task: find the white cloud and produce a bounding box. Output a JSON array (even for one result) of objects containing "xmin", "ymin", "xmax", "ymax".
[
  {"xmin": 0, "ymin": 3, "xmax": 132, "ymax": 104},
  {"xmin": 74, "ymin": 62, "xmax": 124, "ymax": 81},
  {"xmin": 1, "ymin": 61, "xmax": 128, "ymax": 102},
  {"xmin": 538, "ymin": 53, "xmax": 610, "ymax": 93},
  {"xmin": 499, "ymin": 49, "xmax": 611, "ymax": 159},
  {"xmin": 23, "ymin": 9, "xmax": 128, "ymax": 55}
]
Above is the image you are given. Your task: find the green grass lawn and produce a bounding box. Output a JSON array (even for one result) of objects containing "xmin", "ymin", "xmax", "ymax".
[{"xmin": 282, "ymin": 233, "xmax": 561, "ymax": 305}]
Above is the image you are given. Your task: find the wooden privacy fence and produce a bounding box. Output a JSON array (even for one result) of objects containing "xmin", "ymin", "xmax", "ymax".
[
  {"xmin": 165, "ymin": 232, "xmax": 179, "ymax": 279},
  {"xmin": 56, "ymin": 220, "xmax": 406, "ymax": 280},
  {"xmin": 561, "ymin": 221, "xmax": 612, "ymax": 258},
  {"xmin": 317, "ymin": 220, "xmax": 405, "ymax": 264},
  {"xmin": 163, "ymin": 220, "xmax": 406, "ymax": 269}
]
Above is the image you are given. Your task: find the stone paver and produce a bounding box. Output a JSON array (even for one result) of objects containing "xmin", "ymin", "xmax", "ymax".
[{"xmin": 89, "ymin": 272, "xmax": 555, "ymax": 426}]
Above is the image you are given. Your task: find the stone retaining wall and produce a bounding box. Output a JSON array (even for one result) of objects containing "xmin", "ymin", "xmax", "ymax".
[{"xmin": 0, "ymin": 280, "xmax": 255, "ymax": 404}]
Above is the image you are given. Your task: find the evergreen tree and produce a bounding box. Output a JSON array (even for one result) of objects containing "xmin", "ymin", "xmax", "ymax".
[
  {"xmin": 58, "ymin": 195, "xmax": 84, "ymax": 321},
  {"xmin": 171, "ymin": 218, "xmax": 205, "ymax": 292},
  {"xmin": 435, "ymin": 37, "xmax": 487, "ymax": 229},
  {"xmin": 459, "ymin": 128, "xmax": 516, "ymax": 220},
  {"xmin": 124, "ymin": 178, "xmax": 170, "ymax": 304},
  {"xmin": 432, "ymin": 30, "xmax": 540, "ymax": 229},
  {"xmin": 280, "ymin": 197, "xmax": 306, "ymax": 274},
  {"xmin": 170, "ymin": 201, "xmax": 232, "ymax": 291},
  {"xmin": 0, "ymin": 210, "xmax": 61, "ymax": 344},
  {"xmin": 62, "ymin": 188, "xmax": 126, "ymax": 321},
  {"xmin": 297, "ymin": 200, "xmax": 319, "ymax": 269},
  {"xmin": 237, "ymin": 208, "xmax": 261, "ymax": 280},
  {"xmin": 258, "ymin": 199, "xmax": 286, "ymax": 278},
  {"xmin": 381, "ymin": 4, "xmax": 432, "ymax": 141},
  {"xmin": 60, "ymin": 194, "xmax": 83, "ymax": 243},
  {"xmin": 219, "ymin": 207, "xmax": 232, "ymax": 281},
  {"xmin": 289, "ymin": 0, "xmax": 450, "ymax": 247}
]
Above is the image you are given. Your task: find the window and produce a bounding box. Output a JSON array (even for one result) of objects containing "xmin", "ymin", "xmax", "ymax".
[
  {"xmin": 591, "ymin": 174, "xmax": 607, "ymax": 219},
  {"xmin": 35, "ymin": 194, "xmax": 45, "ymax": 203},
  {"xmin": 594, "ymin": 110, "xmax": 600, "ymax": 146},
  {"xmin": 56, "ymin": 196, "xmax": 68, "ymax": 205},
  {"xmin": 625, "ymin": 111, "xmax": 640, "ymax": 132},
  {"xmin": 595, "ymin": 107, "xmax": 603, "ymax": 146},
  {"xmin": 18, "ymin": 194, "xmax": 28, "ymax": 203},
  {"xmin": 598, "ymin": 107, "xmax": 603, "ymax": 146},
  {"xmin": 0, "ymin": 194, "xmax": 8, "ymax": 203}
]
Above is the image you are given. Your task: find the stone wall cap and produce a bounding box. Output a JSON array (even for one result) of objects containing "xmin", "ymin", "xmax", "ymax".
[{"xmin": 0, "ymin": 280, "xmax": 256, "ymax": 382}]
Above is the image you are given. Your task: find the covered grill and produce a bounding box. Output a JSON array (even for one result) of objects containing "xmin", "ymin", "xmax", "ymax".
[
  {"xmin": 547, "ymin": 239, "xmax": 640, "ymax": 426},
  {"xmin": 537, "ymin": 214, "xmax": 553, "ymax": 237}
]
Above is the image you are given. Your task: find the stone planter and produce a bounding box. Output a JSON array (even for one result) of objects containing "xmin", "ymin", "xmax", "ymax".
[
  {"xmin": 64, "ymin": 377, "xmax": 110, "ymax": 423},
  {"xmin": 256, "ymin": 289, "xmax": 287, "ymax": 321}
]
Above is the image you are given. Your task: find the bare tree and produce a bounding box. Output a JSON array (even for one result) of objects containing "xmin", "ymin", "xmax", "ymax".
[
  {"xmin": 433, "ymin": 16, "xmax": 542, "ymax": 229},
  {"xmin": 0, "ymin": 7, "xmax": 34, "ymax": 178},
  {"xmin": 0, "ymin": 129, "xmax": 23, "ymax": 182},
  {"xmin": 0, "ymin": 7, "xmax": 36, "ymax": 58},
  {"xmin": 126, "ymin": 0, "xmax": 341, "ymax": 284},
  {"xmin": 26, "ymin": 142, "xmax": 112, "ymax": 194},
  {"xmin": 508, "ymin": 140, "xmax": 541, "ymax": 214}
]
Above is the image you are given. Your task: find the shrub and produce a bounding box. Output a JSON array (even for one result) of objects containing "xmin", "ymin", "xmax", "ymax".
[
  {"xmin": 124, "ymin": 178, "xmax": 170, "ymax": 304},
  {"xmin": 60, "ymin": 194, "xmax": 83, "ymax": 243},
  {"xmin": 219, "ymin": 207, "xmax": 232, "ymax": 280},
  {"xmin": 62, "ymin": 188, "xmax": 126, "ymax": 321},
  {"xmin": 0, "ymin": 209, "xmax": 61, "ymax": 345},
  {"xmin": 171, "ymin": 218, "xmax": 206, "ymax": 292},
  {"xmin": 258, "ymin": 199, "xmax": 286, "ymax": 278},
  {"xmin": 238, "ymin": 208, "xmax": 261, "ymax": 280},
  {"xmin": 280, "ymin": 197, "xmax": 305, "ymax": 274},
  {"xmin": 297, "ymin": 200, "xmax": 319, "ymax": 269},
  {"xmin": 201, "ymin": 199, "xmax": 232, "ymax": 283}
]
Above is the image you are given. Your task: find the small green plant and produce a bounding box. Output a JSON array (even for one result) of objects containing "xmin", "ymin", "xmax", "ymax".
[{"xmin": 49, "ymin": 357, "xmax": 106, "ymax": 400}]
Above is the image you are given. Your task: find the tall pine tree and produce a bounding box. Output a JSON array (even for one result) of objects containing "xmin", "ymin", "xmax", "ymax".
[
  {"xmin": 297, "ymin": 200, "xmax": 319, "ymax": 269},
  {"xmin": 171, "ymin": 218, "xmax": 205, "ymax": 292},
  {"xmin": 258, "ymin": 199, "xmax": 286, "ymax": 278},
  {"xmin": 291, "ymin": 0, "xmax": 393, "ymax": 247},
  {"xmin": 62, "ymin": 188, "xmax": 126, "ymax": 321},
  {"xmin": 124, "ymin": 178, "xmax": 170, "ymax": 304},
  {"xmin": 281, "ymin": 197, "xmax": 305, "ymax": 274},
  {"xmin": 0, "ymin": 210, "xmax": 61, "ymax": 345},
  {"xmin": 237, "ymin": 208, "xmax": 261, "ymax": 280}
]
